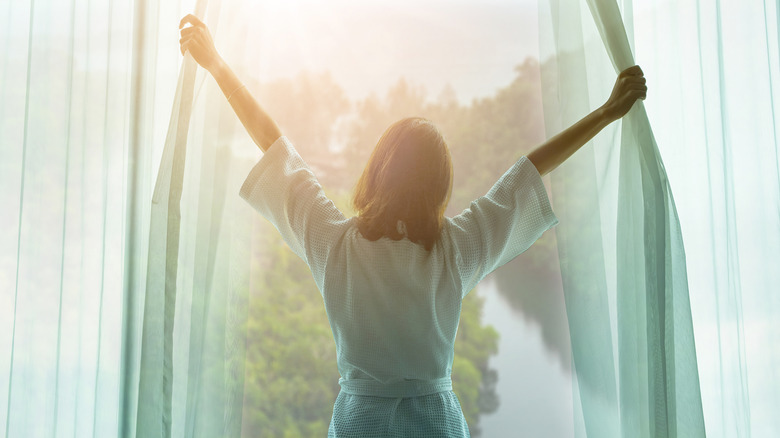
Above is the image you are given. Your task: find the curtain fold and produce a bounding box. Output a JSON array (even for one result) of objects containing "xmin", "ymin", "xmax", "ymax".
[
  {"xmin": 540, "ymin": 0, "xmax": 780, "ymax": 436},
  {"xmin": 1, "ymin": 0, "xmax": 135, "ymax": 435},
  {"xmin": 0, "ymin": 0, "xmax": 252, "ymax": 435},
  {"xmin": 136, "ymin": 49, "xmax": 198, "ymax": 437},
  {"xmin": 609, "ymin": 0, "xmax": 780, "ymax": 434},
  {"xmin": 133, "ymin": 0, "xmax": 255, "ymax": 435},
  {"xmin": 540, "ymin": 0, "xmax": 705, "ymax": 436},
  {"xmin": 588, "ymin": 1, "xmax": 706, "ymax": 436}
]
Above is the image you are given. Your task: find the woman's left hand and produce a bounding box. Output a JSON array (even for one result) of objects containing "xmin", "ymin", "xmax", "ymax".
[{"xmin": 179, "ymin": 14, "xmax": 222, "ymax": 72}]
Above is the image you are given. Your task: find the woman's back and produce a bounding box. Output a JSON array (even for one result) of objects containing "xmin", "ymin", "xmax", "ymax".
[
  {"xmin": 323, "ymin": 222, "xmax": 462, "ymax": 385},
  {"xmin": 240, "ymin": 135, "xmax": 558, "ymax": 437},
  {"xmin": 322, "ymin": 228, "xmax": 474, "ymax": 437}
]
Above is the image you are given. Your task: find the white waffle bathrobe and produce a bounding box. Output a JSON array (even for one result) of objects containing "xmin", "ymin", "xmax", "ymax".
[{"xmin": 239, "ymin": 136, "xmax": 559, "ymax": 437}]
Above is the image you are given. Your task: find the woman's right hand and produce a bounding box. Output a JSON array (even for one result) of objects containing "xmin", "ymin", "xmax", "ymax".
[
  {"xmin": 602, "ymin": 65, "xmax": 647, "ymax": 121},
  {"xmin": 179, "ymin": 14, "xmax": 222, "ymax": 72}
]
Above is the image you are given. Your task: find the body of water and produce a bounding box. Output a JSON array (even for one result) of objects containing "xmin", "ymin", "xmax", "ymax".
[{"xmin": 478, "ymin": 277, "xmax": 574, "ymax": 437}]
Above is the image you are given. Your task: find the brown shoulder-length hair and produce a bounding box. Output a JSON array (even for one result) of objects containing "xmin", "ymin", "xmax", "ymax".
[{"xmin": 352, "ymin": 117, "xmax": 453, "ymax": 251}]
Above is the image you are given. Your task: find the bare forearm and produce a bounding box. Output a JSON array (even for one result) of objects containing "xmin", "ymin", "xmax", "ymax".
[
  {"xmin": 209, "ymin": 59, "xmax": 282, "ymax": 152},
  {"xmin": 527, "ymin": 106, "xmax": 613, "ymax": 177}
]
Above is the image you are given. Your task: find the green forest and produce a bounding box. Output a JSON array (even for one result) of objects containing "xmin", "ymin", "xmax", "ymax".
[{"xmin": 235, "ymin": 57, "xmax": 564, "ymax": 437}]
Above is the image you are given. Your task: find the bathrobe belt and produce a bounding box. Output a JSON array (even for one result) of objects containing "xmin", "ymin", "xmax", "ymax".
[{"xmin": 338, "ymin": 377, "xmax": 453, "ymax": 398}]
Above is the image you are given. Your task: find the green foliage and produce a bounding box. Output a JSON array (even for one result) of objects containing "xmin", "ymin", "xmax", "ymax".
[
  {"xmin": 453, "ymin": 292, "xmax": 500, "ymax": 436},
  {"xmin": 243, "ymin": 223, "xmax": 339, "ymax": 437}
]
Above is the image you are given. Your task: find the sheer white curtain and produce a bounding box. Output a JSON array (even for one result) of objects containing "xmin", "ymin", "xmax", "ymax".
[
  {"xmin": 634, "ymin": 1, "xmax": 780, "ymax": 435},
  {"xmin": 1, "ymin": 0, "xmax": 136, "ymax": 434},
  {"xmin": 0, "ymin": 0, "xmax": 256, "ymax": 435},
  {"xmin": 538, "ymin": 0, "xmax": 780, "ymax": 436},
  {"xmin": 127, "ymin": 0, "xmax": 258, "ymax": 436}
]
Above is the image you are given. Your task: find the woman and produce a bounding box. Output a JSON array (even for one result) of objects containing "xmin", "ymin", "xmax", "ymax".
[{"xmin": 179, "ymin": 13, "xmax": 646, "ymax": 437}]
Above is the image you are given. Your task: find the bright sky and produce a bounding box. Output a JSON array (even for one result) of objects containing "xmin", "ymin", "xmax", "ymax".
[{"xmin": 217, "ymin": 0, "xmax": 540, "ymax": 103}]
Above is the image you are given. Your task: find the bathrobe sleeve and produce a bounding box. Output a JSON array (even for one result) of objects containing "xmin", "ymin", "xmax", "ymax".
[
  {"xmin": 444, "ymin": 156, "xmax": 559, "ymax": 298},
  {"xmin": 239, "ymin": 136, "xmax": 348, "ymax": 292}
]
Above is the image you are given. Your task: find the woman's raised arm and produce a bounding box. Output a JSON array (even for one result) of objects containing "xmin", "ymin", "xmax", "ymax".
[
  {"xmin": 527, "ymin": 65, "xmax": 647, "ymax": 176},
  {"xmin": 179, "ymin": 14, "xmax": 282, "ymax": 152}
]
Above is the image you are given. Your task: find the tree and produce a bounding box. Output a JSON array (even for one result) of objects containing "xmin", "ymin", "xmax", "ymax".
[
  {"xmin": 243, "ymin": 221, "xmax": 338, "ymax": 437},
  {"xmin": 247, "ymin": 71, "xmax": 352, "ymax": 188},
  {"xmin": 340, "ymin": 78, "xmax": 430, "ymax": 188}
]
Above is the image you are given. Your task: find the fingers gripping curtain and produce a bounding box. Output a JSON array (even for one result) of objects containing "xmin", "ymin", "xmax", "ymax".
[{"xmin": 539, "ymin": 0, "xmax": 705, "ymax": 436}]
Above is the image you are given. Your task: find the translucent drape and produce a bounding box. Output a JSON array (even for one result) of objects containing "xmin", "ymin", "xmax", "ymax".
[
  {"xmin": 1, "ymin": 0, "xmax": 256, "ymax": 435},
  {"xmin": 539, "ymin": 0, "xmax": 780, "ymax": 436},
  {"xmin": 1, "ymin": 0, "xmax": 135, "ymax": 435},
  {"xmin": 127, "ymin": 0, "xmax": 256, "ymax": 436},
  {"xmin": 134, "ymin": 0, "xmax": 206, "ymax": 434},
  {"xmin": 632, "ymin": 1, "xmax": 780, "ymax": 435}
]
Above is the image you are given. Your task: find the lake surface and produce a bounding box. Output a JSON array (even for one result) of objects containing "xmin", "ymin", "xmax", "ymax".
[{"xmin": 478, "ymin": 277, "xmax": 575, "ymax": 437}]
